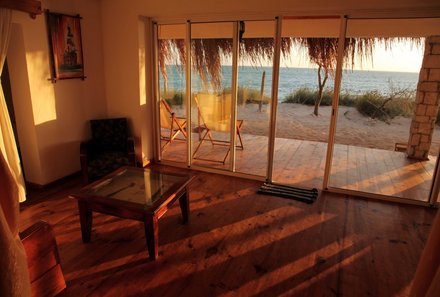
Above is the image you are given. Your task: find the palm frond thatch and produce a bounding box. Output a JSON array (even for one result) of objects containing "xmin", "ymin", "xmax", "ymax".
[{"xmin": 158, "ymin": 36, "xmax": 422, "ymax": 90}]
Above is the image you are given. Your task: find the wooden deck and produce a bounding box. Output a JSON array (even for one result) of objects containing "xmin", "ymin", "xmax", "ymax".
[
  {"xmin": 161, "ymin": 134, "xmax": 437, "ymax": 202},
  {"xmin": 20, "ymin": 166, "xmax": 437, "ymax": 296}
]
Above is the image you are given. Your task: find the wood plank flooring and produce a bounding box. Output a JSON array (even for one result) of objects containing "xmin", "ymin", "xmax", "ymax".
[
  {"xmin": 20, "ymin": 166, "xmax": 437, "ymax": 297},
  {"xmin": 161, "ymin": 134, "xmax": 437, "ymax": 202}
]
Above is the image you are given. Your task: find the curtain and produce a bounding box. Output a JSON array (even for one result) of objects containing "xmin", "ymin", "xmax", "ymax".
[
  {"xmin": 0, "ymin": 8, "xmax": 31, "ymax": 297},
  {"xmin": 0, "ymin": 150, "xmax": 31, "ymax": 296},
  {"xmin": 0, "ymin": 8, "xmax": 26, "ymax": 203}
]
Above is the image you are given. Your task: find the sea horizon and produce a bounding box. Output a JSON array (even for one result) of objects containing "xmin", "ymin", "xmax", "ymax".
[{"xmin": 160, "ymin": 65, "xmax": 419, "ymax": 100}]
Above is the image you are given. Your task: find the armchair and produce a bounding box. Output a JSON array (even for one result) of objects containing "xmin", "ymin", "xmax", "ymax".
[
  {"xmin": 20, "ymin": 221, "xmax": 66, "ymax": 297},
  {"xmin": 80, "ymin": 118, "xmax": 135, "ymax": 185}
]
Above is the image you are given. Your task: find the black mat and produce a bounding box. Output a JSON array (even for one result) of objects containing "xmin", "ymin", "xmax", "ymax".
[{"xmin": 258, "ymin": 183, "xmax": 318, "ymax": 204}]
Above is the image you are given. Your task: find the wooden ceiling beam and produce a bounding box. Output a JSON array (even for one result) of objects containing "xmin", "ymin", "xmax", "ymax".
[{"xmin": 0, "ymin": 0, "xmax": 42, "ymax": 18}]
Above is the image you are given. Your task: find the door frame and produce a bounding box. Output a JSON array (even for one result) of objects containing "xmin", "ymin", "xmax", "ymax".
[{"xmin": 150, "ymin": 16, "xmax": 439, "ymax": 207}]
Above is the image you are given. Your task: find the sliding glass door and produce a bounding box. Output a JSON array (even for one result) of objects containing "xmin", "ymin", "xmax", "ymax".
[
  {"xmin": 157, "ymin": 23, "xmax": 187, "ymax": 164},
  {"xmin": 328, "ymin": 18, "xmax": 440, "ymax": 204},
  {"xmin": 153, "ymin": 17, "xmax": 440, "ymax": 206},
  {"xmin": 272, "ymin": 17, "xmax": 341, "ymax": 189},
  {"xmin": 190, "ymin": 22, "xmax": 235, "ymax": 170},
  {"xmin": 234, "ymin": 20, "xmax": 275, "ymax": 177}
]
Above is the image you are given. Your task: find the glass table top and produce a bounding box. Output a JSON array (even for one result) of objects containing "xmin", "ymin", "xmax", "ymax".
[{"xmin": 81, "ymin": 167, "xmax": 189, "ymax": 207}]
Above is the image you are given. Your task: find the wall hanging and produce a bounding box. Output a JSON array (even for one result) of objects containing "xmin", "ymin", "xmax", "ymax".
[{"xmin": 46, "ymin": 11, "xmax": 85, "ymax": 82}]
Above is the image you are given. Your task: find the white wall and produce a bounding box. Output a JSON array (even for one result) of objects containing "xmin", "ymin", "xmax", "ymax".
[{"xmin": 7, "ymin": 0, "xmax": 107, "ymax": 185}]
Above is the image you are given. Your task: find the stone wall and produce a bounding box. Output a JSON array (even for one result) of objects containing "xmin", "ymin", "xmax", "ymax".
[{"xmin": 407, "ymin": 36, "xmax": 440, "ymax": 160}]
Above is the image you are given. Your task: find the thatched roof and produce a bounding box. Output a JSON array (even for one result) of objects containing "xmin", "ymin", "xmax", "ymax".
[{"xmin": 158, "ymin": 37, "xmax": 421, "ymax": 90}]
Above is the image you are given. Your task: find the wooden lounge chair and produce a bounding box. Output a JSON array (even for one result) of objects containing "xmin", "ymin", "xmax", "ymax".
[
  {"xmin": 193, "ymin": 93, "xmax": 243, "ymax": 164},
  {"xmin": 160, "ymin": 98, "xmax": 187, "ymax": 150}
]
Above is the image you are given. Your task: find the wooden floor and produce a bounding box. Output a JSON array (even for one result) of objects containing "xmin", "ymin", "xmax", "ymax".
[
  {"xmin": 161, "ymin": 134, "xmax": 437, "ymax": 202},
  {"xmin": 20, "ymin": 166, "xmax": 437, "ymax": 297}
]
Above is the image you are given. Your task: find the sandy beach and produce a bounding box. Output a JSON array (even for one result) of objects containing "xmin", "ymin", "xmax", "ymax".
[
  {"xmin": 171, "ymin": 102, "xmax": 440, "ymax": 156},
  {"xmin": 237, "ymin": 103, "xmax": 440, "ymax": 156}
]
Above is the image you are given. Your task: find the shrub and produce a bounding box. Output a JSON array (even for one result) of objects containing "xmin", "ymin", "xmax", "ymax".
[
  {"xmin": 237, "ymin": 86, "xmax": 271, "ymax": 105},
  {"xmin": 221, "ymin": 86, "xmax": 271, "ymax": 105},
  {"xmin": 283, "ymin": 87, "xmax": 356, "ymax": 107},
  {"xmin": 162, "ymin": 90, "xmax": 184, "ymax": 106},
  {"xmin": 339, "ymin": 92, "xmax": 357, "ymax": 107},
  {"xmin": 283, "ymin": 87, "xmax": 322, "ymax": 105},
  {"xmin": 355, "ymin": 91, "xmax": 414, "ymax": 121}
]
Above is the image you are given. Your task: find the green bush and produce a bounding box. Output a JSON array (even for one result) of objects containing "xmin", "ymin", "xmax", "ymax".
[
  {"xmin": 238, "ymin": 86, "xmax": 271, "ymax": 105},
  {"xmin": 283, "ymin": 87, "xmax": 356, "ymax": 107},
  {"xmin": 355, "ymin": 91, "xmax": 414, "ymax": 120},
  {"xmin": 162, "ymin": 90, "xmax": 184, "ymax": 106},
  {"xmin": 220, "ymin": 86, "xmax": 271, "ymax": 105},
  {"xmin": 339, "ymin": 92, "xmax": 357, "ymax": 107},
  {"xmin": 164, "ymin": 87, "xmax": 272, "ymax": 107}
]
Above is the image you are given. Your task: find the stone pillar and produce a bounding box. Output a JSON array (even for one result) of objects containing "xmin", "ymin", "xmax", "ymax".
[{"xmin": 407, "ymin": 36, "xmax": 440, "ymax": 160}]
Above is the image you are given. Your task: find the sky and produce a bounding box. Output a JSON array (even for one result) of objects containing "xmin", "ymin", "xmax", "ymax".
[
  {"xmin": 358, "ymin": 42, "xmax": 423, "ymax": 73},
  {"xmin": 280, "ymin": 41, "xmax": 424, "ymax": 73}
]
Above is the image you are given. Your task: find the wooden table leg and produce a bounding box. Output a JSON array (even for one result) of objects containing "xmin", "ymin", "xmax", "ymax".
[
  {"xmin": 145, "ymin": 215, "xmax": 159, "ymax": 260},
  {"xmin": 78, "ymin": 201, "xmax": 92, "ymax": 243},
  {"xmin": 179, "ymin": 189, "xmax": 190, "ymax": 224}
]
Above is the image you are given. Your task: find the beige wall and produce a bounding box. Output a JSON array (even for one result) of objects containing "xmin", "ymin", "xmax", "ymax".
[
  {"xmin": 100, "ymin": 0, "xmax": 440, "ymax": 165},
  {"xmin": 7, "ymin": 0, "xmax": 107, "ymax": 185},
  {"xmin": 6, "ymin": 0, "xmax": 440, "ymax": 184}
]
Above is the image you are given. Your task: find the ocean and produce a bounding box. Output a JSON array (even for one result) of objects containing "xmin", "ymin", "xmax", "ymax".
[{"xmin": 160, "ymin": 65, "xmax": 419, "ymax": 100}]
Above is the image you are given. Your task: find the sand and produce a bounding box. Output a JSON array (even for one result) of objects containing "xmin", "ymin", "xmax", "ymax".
[
  {"xmin": 237, "ymin": 103, "xmax": 440, "ymax": 156},
  {"xmin": 172, "ymin": 103, "xmax": 440, "ymax": 156}
]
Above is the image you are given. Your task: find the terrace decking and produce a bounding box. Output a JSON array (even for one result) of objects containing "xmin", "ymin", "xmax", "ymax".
[{"xmin": 161, "ymin": 134, "xmax": 437, "ymax": 202}]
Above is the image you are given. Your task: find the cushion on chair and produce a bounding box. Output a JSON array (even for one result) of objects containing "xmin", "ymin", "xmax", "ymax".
[
  {"xmin": 87, "ymin": 151, "xmax": 129, "ymax": 182},
  {"xmin": 90, "ymin": 118, "xmax": 128, "ymax": 152}
]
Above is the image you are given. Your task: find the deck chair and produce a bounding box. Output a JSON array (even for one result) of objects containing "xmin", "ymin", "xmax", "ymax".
[
  {"xmin": 193, "ymin": 93, "xmax": 244, "ymax": 164},
  {"xmin": 160, "ymin": 98, "xmax": 187, "ymax": 150}
]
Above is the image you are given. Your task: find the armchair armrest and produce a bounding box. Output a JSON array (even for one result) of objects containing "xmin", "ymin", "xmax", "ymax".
[
  {"xmin": 80, "ymin": 141, "xmax": 89, "ymax": 185},
  {"xmin": 127, "ymin": 138, "xmax": 136, "ymax": 166},
  {"xmin": 20, "ymin": 221, "xmax": 66, "ymax": 297}
]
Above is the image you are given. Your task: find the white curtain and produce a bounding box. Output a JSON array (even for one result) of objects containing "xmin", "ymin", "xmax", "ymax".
[
  {"xmin": 0, "ymin": 8, "xmax": 26, "ymax": 202},
  {"xmin": 0, "ymin": 150, "xmax": 31, "ymax": 296},
  {"xmin": 0, "ymin": 8, "xmax": 31, "ymax": 297}
]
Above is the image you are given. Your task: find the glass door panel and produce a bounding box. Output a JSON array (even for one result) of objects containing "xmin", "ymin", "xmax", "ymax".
[
  {"xmin": 329, "ymin": 18, "xmax": 440, "ymax": 202},
  {"xmin": 190, "ymin": 22, "xmax": 234, "ymax": 170},
  {"xmin": 235, "ymin": 20, "xmax": 275, "ymax": 177},
  {"xmin": 272, "ymin": 17, "xmax": 341, "ymax": 189},
  {"xmin": 157, "ymin": 24, "xmax": 187, "ymax": 163}
]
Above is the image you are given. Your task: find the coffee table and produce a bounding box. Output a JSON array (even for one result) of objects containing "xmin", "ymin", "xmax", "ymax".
[{"xmin": 69, "ymin": 166, "xmax": 194, "ymax": 260}]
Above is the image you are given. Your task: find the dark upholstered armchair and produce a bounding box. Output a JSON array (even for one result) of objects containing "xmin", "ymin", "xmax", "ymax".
[{"xmin": 80, "ymin": 118, "xmax": 135, "ymax": 185}]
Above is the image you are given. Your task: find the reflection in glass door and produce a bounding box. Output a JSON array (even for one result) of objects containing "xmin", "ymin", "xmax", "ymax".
[{"xmin": 190, "ymin": 22, "xmax": 234, "ymax": 170}]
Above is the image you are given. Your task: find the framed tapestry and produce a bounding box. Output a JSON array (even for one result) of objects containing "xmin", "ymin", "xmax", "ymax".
[{"xmin": 46, "ymin": 11, "xmax": 85, "ymax": 81}]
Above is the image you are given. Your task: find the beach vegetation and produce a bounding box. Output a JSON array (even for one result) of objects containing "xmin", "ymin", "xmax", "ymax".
[
  {"xmin": 283, "ymin": 87, "xmax": 356, "ymax": 107},
  {"xmin": 355, "ymin": 90, "xmax": 415, "ymax": 122},
  {"xmin": 162, "ymin": 86, "xmax": 271, "ymax": 107},
  {"xmin": 162, "ymin": 90, "xmax": 184, "ymax": 106},
  {"xmin": 237, "ymin": 86, "xmax": 271, "ymax": 105},
  {"xmin": 283, "ymin": 86, "xmax": 415, "ymax": 123}
]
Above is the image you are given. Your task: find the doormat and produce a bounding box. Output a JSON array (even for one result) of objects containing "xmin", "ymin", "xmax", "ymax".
[{"xmin": 258, "ymin": 183, "xmax": 318, "ymax": 204}]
